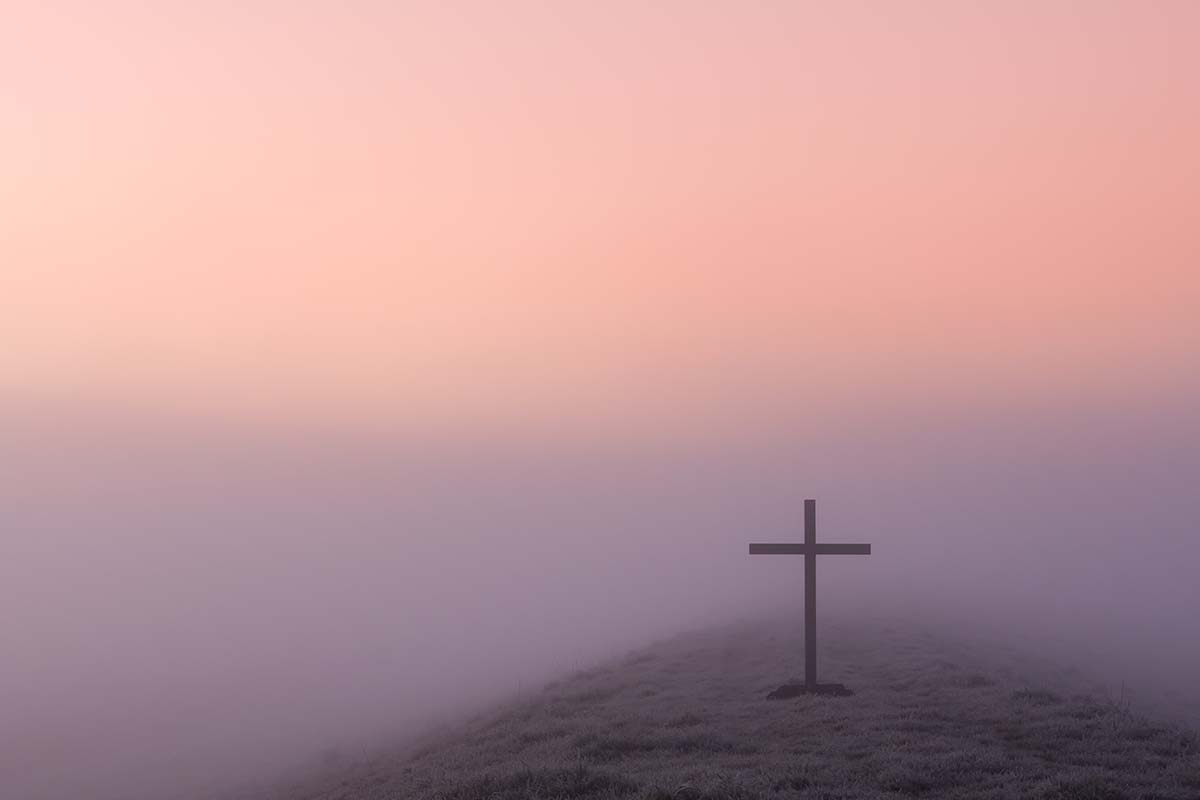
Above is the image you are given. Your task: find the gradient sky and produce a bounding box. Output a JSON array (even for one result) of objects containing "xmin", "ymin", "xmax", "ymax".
[
  {"xmin": 4, "ymin": 2, "xmax": 1198, "ymax": 440},
  {"xmin": 4, "ymin": 8, "xmax": 1200, "ymax": 798}
]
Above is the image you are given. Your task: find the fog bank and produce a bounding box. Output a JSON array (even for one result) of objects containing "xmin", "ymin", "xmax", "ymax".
[{"xmin": 2, "ymin": 396, "xmax": 1197, "ymax": 799}]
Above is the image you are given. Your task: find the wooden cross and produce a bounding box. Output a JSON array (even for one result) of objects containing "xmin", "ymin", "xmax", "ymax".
[{"xmin": 749, "ymin": 499, "xmax": 870, "ymax": 697}]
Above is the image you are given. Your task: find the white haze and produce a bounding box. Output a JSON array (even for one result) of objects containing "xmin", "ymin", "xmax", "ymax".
[{"xmin": 2, "ymin": 394, "xmax": 1198, "ymax": 800}]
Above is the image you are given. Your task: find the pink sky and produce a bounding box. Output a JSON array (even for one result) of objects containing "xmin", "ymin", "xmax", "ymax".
[{"xmin": 4, "ymin": 2, "xmax": 1198, "ymax": 440}]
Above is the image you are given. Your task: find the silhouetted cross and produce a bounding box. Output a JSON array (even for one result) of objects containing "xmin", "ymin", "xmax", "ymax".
[{"xmin": 749, "ymin": 499, "xmax": 870, "ymax": 697}]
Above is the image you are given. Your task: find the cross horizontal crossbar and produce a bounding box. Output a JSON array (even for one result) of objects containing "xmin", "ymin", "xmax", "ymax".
[{"xmin": 748, "ymin": 543, "xmax": 871, "ymax": 555}]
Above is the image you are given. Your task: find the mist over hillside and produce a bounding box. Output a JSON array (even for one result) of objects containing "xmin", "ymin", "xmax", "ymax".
[
  {"xmin": 2, "ymin": 394, "xmax": 1197, "ymax": 800},
  {"xmin": 270, "ymin": 617, "xmax": 1199, "ymax": 800}
]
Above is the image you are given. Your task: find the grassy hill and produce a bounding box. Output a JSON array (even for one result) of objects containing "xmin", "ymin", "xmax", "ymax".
[{"xmin": 258, "ymin": 618, "xmax": 1200, "ymax": 800}]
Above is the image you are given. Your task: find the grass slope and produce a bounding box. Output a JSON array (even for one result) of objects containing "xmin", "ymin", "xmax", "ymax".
[{"xmin": 266, "ymin": 619, "xmax": 1200, "ymax": 800}]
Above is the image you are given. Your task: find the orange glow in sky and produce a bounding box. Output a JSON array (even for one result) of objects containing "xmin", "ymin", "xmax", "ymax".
[{"xmin": 4, "ymin": 3, "xmax": 1198, "ymax": 439}]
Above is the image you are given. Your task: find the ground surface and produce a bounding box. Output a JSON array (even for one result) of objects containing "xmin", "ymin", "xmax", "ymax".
[{"xmin": 258, "ymin": 618, "xmax": 1200, "ymax": 799}]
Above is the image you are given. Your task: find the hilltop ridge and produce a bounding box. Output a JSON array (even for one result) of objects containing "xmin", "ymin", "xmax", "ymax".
[{"xmin": 255, "ymin": 619, "xmax": 1200, "ymax": 799}]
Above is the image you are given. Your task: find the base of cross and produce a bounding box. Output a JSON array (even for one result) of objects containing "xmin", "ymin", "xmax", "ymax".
[{"xmin": 766, "ymin": 682, "xmax": 854, "ymax": 699}]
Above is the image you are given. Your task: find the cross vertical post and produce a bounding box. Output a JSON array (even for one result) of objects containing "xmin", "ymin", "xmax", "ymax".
[{"xmin": 804, "ymin": 498, "xmax": 817, "ymax": 689}]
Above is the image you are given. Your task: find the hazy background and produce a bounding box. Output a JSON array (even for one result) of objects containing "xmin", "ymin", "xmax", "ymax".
[{"xmin": 3, "ymin": 3, "xmax": 1198, "ymax": 799}]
